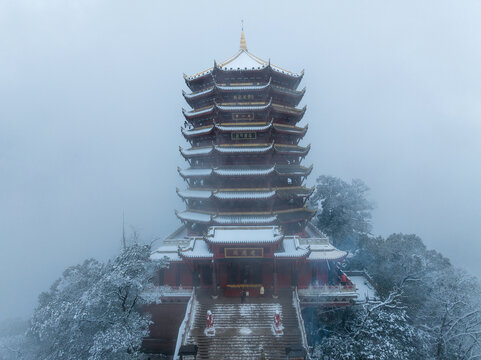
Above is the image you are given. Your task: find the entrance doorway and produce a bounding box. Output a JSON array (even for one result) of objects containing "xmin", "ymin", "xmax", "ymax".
[{"xmin": 227, "ymin": 261, "xmax": 262, "ymax": 285}]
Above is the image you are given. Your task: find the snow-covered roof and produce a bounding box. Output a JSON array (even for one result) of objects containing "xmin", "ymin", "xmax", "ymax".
[
  {"xmin": 178, "ymin": 167, "xmax": 213, "ymax": 177},
  {"xmin": 183, "ymin": 86, "xmax": 215, "ymax": 99},
  {"xmin": 217, "ymin": 80, "xmax": 271, "ymax": 91},
  {"xmin": 274, "ymin": 144, "xmax": 310, "ymax": 155},
  {"xmin": 182, "ymin": 122, "xmax": 307, "ymax": 138},
  {"xmin": 297, "ymin": 237, "xmax": 347, "ymax": 261},
  {"xmin": 182, "ymin": 106, "xmax": 214, "ymax": 118},
  {"xmin": 176, "ymin": 186, "xmax": 313, "ymax": 201},
  {"xmin": 179, "ymin": 238, "xmax": 213, "ymax": 259},
  {"xmin": 175, "ymin": 210, "xmax": 212, "ymax": 223},
  {"xmin": 205, "ymin": 226, "xmax": 283, "ymax": 244},
  {"xmin": 272, "ymin": 123, "xmax": 308, "ymax": 136},
  {"xmin": 213, "ymin": 166, "xmax": 275, "ymax": 177},
  {"xmin": 214, "ymin": 142, "xmax": 274, "ymax": 154},
  {"xmin": 176, "ymin": 207, "xmax": 314, "ymax": 225},
  {"xmin": 178, "ymin": 165, "xmax": 312, "ymax": 178},
  {"xmin": 274, "ymin": 236, "xmax": 310, "ymax": 258},
  {"xmin": 275, "ymin": 165, "xmax": 313, "ymax": 176},
  {"xmin": 179, "ymin": 143, "xmax": 309, "ymax": 158},
  {"xmin": 213, "ymin": 214, "xmax": 277, "ymax": 225},
  {"xmin": 213, "ymin": 190, "xmax": 276, "ymax": 200},
  {"xmin": 184, "ymin": 31, "xmax": 303, "ymax": 83},
  {"xmin": 183, "ymin": 79, "xmax": 305, "ymax": 107},
  {"xmin": 271, "ymin": 103, "xmax": 307, "ymax": 116},
  {"xmin": 184, "ymin": 81, "xmax": 272, "ymax": 100},
  {"xmin": 177, "ymin": 189, "xmax": 212, "ymax": 200},
  {"xmin": 216, "ymin": 99, "xmax": 271, "ymax": 112},
  {"xmin": 179, "ymin": 146, "xmax": 213, "ymax": 157},
  {"xmin": 215, "ymin": 122, "xmax": 272, "ymax": 132},
  {"xmin": 181, "ymin": 125, "xmax": 214, "ymax": 137},
  {"xmin": 150, "ymin": 245, "xmax": 182, "ymax": 262}
]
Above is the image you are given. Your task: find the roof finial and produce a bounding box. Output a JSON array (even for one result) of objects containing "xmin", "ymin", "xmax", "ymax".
[{"xmin": 240, "ymin": 20, "xmax": 247, "ymax": 51}]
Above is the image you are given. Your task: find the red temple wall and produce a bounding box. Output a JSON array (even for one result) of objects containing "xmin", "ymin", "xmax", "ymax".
[{"xmin": 163, "ymin": 263, "xmax": 179, "ymax": 286}]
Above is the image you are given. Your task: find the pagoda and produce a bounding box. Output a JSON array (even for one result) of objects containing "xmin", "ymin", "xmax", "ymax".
[
  {"xmin": 144, "ymin": 31, "xmax": 360, "ymax": 360},
  {"xmin": 176, "ymin": 30, "xmax": 315, "ymax": 235}
]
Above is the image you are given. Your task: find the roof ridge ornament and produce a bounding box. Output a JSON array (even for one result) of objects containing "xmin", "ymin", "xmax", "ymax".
[{"xmin": 240, "ymin": 22, "xmax": 247, "ymax": 51}]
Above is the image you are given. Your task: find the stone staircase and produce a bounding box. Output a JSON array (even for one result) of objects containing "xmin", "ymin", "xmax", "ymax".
[{"xmin": 184, "ymin": 289, "xmax": 304, "ymax": 359}]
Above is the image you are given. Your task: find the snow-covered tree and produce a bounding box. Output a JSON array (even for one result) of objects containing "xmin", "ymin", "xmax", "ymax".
[
  {"xmin": 310, "ymin": 176, "xmax": 373, "ymax": 250},
  {"xmin": 27, "ymin": 243, "xmax": 166, "ymax": 360},
  {"xmin": 347, "ymin": 233, "xmax": 481, "ymax": 359},
  {"xmin": 312, "ymin": 293, "xmax": 426, "ymax": 360},
  {"xmin": 420, "ymin": 268, "xmax": 481, "ymax": 360}
]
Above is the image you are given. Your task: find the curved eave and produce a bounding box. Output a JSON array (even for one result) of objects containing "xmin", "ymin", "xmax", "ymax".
[
  {"xmin": 182, "ymin": 86, "xmax": 215, "ymax": 102},
  {"xmin": 275, "ymin": 164, "xmax": 313, "ymax": 177},
  {"xmin": 183, "ymin": 80, "xmax": 273, "ymax": 107},
  {"xmin": 179, "ymin": 146, "xmax": 214, "ymax": 158},
  {"xmin": 215, "ymin": 99, "xmax": 272, "ymax": 112},
  {"xmin": 271, "ymin": 85, "xmax": 306, "ymax": 99},
  {"xmin": 184, "ymin": 79, "xmax": 305, "ymax": 108},
  {"xmin": 179, "ymin": 143, "xmax": 309, "ymax": 159},
  {"xmin": 182, "ymin": 122, "xmax": 307, "ymax": 139},
  {"xmin": 307, "ymin": 247, "xmax": 348, "ymax": 261},
  {"xmin": 175, "ymin": 210, "xmax": 212, "ymax": 224},
  {"xmin": 215, "ymin": 121, "xmax": 272, "ymax": 133},
  {"xmin": 272, "ymin": 104, "xmax": 307, "ymax": 120},
  {"xmin": 178, "ymin": 165, "xmax": 313, "ymax": 179},
  {"xmin": 176, "ymin": 186, "xmax": 314, "ymax": 201},
  {"xmin": 214, "ymin": 142, "xmax": 274, "ymax": 154},
  {"xmin": 275, "ymin": 250, "xmax": 310, "ymax": 259},
  {"xmin": 272, "ymin": 123, "xmax": 308, "ymax": 137},
  {"xmin": 181, "ymin": 125, "xmax": 215, "ymax": 138},
  {"xmin": 276, "ymin": 208, "xmax": 317, "ymax": 224},
  {"xmin": 176, "ymin": 207, "xmax": 316, "ymax": 226},
  {"xmin": 179, "ymin": 253, "xmax": 213, "ymax": 260},
  {"xmin": 182, "ymin": 106, "xmax": 215, "ymax": 120},
  {"xmin": 274, "ymin": 144, "xmax": 311, "ymax": 156},
  {"xmin": 214, "ymin": 63, "xmax": 303, "ymax": 81},
  {"xmin": 183, "ymin": 69, "xmax": 213, "ymax": 84}
]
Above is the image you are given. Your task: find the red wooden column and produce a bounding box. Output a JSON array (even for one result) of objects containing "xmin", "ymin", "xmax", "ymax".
[
  {"xmin": 211, "ymin": 260, "xmax": 217, "ymax": 298},
  {"xmin": 273, "ymin": 260, "xmax": 278, "ymax": 298}
]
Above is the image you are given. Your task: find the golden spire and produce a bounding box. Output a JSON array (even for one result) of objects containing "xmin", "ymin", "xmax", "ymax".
[{"xmin": 240, "ymin": 20, "xmax": 247, "ymax": 51}]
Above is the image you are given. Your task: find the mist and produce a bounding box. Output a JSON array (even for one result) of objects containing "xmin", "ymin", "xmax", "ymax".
[{"xmin": 1, "ymin": 0, "xmax": 480, "ymax": 322}]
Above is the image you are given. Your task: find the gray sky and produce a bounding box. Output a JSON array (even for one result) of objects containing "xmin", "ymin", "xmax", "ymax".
[{"xmin": 1, "ymin": 0, "xmax": 480, "ymax": 321}]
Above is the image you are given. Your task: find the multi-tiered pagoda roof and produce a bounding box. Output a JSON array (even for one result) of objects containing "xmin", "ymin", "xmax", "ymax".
[{"xmin": 176, "ymin": 31, "xmax": 316, "ymax": 235}]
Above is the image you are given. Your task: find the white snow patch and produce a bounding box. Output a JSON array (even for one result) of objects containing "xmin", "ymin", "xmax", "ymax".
[{"xmin": 239, "ymin": 327, "xmax": 252, "ymax": 335}]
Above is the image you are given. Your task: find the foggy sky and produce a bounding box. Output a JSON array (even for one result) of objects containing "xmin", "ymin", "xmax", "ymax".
[{"xmin": 1, "ymin": 0, "xmax": 480, "ymax": 321}]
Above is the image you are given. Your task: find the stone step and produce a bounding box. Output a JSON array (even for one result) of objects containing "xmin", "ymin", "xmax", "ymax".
[{"xmin": 182, "ymin": 290, "xmax": 304, "ymax": 359}]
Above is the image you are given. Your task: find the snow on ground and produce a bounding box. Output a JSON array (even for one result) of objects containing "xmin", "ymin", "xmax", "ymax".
[{"xmin": 349, "ymin": 275, "xmax": 379, "ymax": 302}]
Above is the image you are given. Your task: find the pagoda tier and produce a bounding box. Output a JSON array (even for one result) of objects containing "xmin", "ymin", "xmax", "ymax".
[
  {"xmin": 182, "ymin": 122, "xmax": 308, "ymax": 147},
  {"xmin": 179, "ymin": 143, "xmax": 311, "ymax": 165},
  {"xmin": 183, "ymin": 54, "xmax": 304, "ymax": 92},
  {"xmin": 178, "ymin": 164, "xmax": 313, "ymax": 188},
  {"xmin": 177, "ymin": 32, "xmax": 315, "ymax": 234},
  {"xmin": 183, "ymin": 79, "xmax": 306, "ymax": 108},
  {"xmin": 176, "ymin": 186, "xmax": 314, "ymax": 213},
  {"xmin": 182, "ymin": 101, "xmax": 307, "ymax": 125}
]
